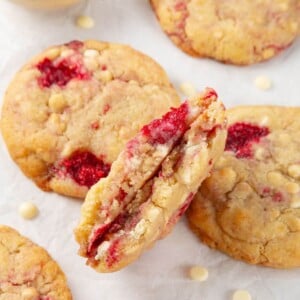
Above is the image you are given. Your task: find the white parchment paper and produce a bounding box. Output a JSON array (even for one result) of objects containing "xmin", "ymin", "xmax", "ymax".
[{"xmin": 0, "ymin": 1, "xmax": 300, "ymax": 299}]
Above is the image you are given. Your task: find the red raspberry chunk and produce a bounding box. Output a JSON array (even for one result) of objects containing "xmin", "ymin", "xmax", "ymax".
[
  {"xmin": 37, "ymin": 57, "xmax": 89, "ymax": 88},
  {"xmin": 141, "ymin": 101, "xmax": 189, "ymax": 144},
  {"xmin": 225, "ymin": 122, "xmax": 269, "ymax": 158},
  {"xmin": 60, "ymin": 151, "xmax": 110, "ymax": 187}
]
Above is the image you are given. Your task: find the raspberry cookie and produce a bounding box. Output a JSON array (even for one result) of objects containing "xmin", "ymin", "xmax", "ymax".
[
  {"xmin": 1, "ymin": 40, "xmax": 179, "ymax": 198},
  {"xmin": 150, "ymin": 0, "xmax": 300, "ymax": 64},
  {"xmin": 0, "ymin": 225, "xmax": 72, "ymax": 299},
  {"xmin": 188, "ymin": 106, "xmax": 300, "ymax": 268},
  {"xmin": 75, "ymin": 88, "xmax": 227, "ymax": 272}
]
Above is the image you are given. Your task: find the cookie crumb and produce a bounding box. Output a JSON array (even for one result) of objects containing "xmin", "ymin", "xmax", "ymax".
[
  {"xmin": 189, "ymin": 266, "xmax": 208, "ymax": 282},
  {"xmin": 254, "ymin": 76, "xmax": 272, "ymax": 90},
  {"xmin": 232, "ymin": 290, "xmax": 252, "ymax": 300},
  {"xmin": 180, "ymin": 82, "xmax": 197, "ymax": 97},
  {"xmin": 19, "ymin": 202, "xmax": 39, "ymax": 220},
  {"xmin": 76, "ymin": 15, "xmax": 95, "ymax": 29}
]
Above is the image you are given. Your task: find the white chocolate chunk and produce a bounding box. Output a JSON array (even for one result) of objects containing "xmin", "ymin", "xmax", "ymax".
[
  {"xmin": 288, "ymin": 165, "xmax": 300, "ymax": 179},
  {"xmin": 254, "ymin": 147, "xmax": 265, "ymax": 160},
  {"xmin": 21, "ymin": 287, "xmax": 39, "ymax": 300},
  {"xmin": 130, "ymin": 219, "xmax": 147, "ymax": 239},
  {"xmin": 254, "ymin": 76, "xmax": 272, "ymax": 90},
  {"xmin": 290, "ymin": 197, "xmax": 300, "ymax": 208},
  {"xmin": 84, "ymin": 49, "xmax": 99, "ymax": 58},
  {"xmin": 84, "ymin": 57, "xmax": 99, "ymax": 71},
  {"xmin": 232, "ymin": 290, "xmax": 252, "ymax": 300},
  {"xmin": 285, "ymin": 182, "xmax": 300, "ymax": 194},
  {"xmin": 267, "ymin": 171, "xmax": 285, "ymax": 187},
  {"xmin": 95, "ymin": 241, "xmax": 110, "ymax": 260},
  {"xmin": 76, "ymin": 15, "xmax": 95, "ymax": 29},
  {"xmin": 19, "ymin": 202, "xmax": 39, "ymax": 220},
  {"xmin": 48, "ymin": 93, "xmax": 67, "ymax": 113},
  {"xmin": 180, "ymin": 82, "xmax": 197, "ymax": 97},
  {"xmin": 189, "ymin": 266, "xmax": 208, "ymax": 282},
  {"xmin": 60, "ymin": 49, "xmax": 74, "ymax": 58}
]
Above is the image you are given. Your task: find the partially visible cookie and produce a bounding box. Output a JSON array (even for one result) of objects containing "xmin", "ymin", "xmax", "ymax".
[
  {"xmin": 188, "ymin": 106, "xmax": 300, "ymax": 268},
  {"xmin": 150, "ymin": 0, "xmax": 300, "ymax": 64},
  {"xmin": 75, "ymin": 88, "xmax": 227, "ymax": 272},
  {"xmin": 1, "ymin": 40, "xmax": 179, "ymax": 198},
  {"xmin": 0, "ymin": 225, "xmax": 72, "ymax": 299}
]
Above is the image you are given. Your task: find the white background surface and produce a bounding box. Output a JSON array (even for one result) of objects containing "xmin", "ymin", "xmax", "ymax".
[{"xmin": 0, "ymin": 1, "xmax": 300, "ymax": 299}]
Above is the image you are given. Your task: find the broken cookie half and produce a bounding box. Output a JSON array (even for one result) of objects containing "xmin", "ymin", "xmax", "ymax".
[{"xmin": 74, "ymin": 88, "xmax": 227, "ymax": 272}]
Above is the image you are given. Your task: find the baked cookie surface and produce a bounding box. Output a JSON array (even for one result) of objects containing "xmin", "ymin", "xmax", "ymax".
[
  {"xmin": 1, "ymin": 40, "xmax": 179, "ymax": 198},
  {"xmin": 0, "ymin": 225, "xmax": 72, "ymax": 299},
  {"xmin": 188, "ymin": 106, "xmax": 300, "ymax": 268},
  {"xmin": 150, "ymin": 0, "xmax": 300, "ymax": 64},
  {"xmin": 75, "ymin": 88, "xmax": 227, "ymax": 272}
]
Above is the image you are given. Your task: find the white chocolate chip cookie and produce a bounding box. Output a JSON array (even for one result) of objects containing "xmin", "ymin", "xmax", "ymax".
[{"xmin": 188, "ymin": 106, "xmax": 300, "ymax": 268}]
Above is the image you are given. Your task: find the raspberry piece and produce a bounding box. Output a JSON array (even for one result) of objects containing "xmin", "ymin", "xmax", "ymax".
[
  {"xmin": 141, "ymin": 101, "xmax": 189, "ymax": 144},
  {"xmin": 61, "ymin": 151, "xmax": 110, "ymax": 187},
  {"xmin": 37, "ymin": 58, "xmax": 89, "ymax": 88},
  {"xmin": 225, "ymin": 122, "xmax": 269, "ymax": 158}
]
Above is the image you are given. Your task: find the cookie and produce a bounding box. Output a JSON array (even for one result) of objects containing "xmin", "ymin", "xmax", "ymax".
[
  {"xmin": 75, "ymin": 88, "xmax": 227, "ymax": 272},
  {"xmin": 187, "ymin": 106, "xmax": 300, "ymax": 268},
  {"xmin": 0, "ymin": 40, "xmax": 180, "ymax": 199},
  {"xmin": 0, "ymin": 225, "xmax": 72, "ymax": 299},
  {"xmin": 150, "ymin": 0, "xmax": 300, "ymax": 64}
]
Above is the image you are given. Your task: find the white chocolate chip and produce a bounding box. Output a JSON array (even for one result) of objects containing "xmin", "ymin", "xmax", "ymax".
[
  {"xmin": 285, "ymin": 182, "xmax": 300, "ymax": 194},
  {"xmin": 288, "ymin": 165, "xmax": 300, "ymax": 179},
  {"xmin": 19, "ymin": 202, "xmax": 39, "ymax": 220},
  {"xmin": 232, "ymin": 290, "xmax": 252, "ymax": 300},
  {"xmin": 45, "ymin": 48, "xmax": 60, "ymax": 60},
  {"xmin": 48, "ymin": 94, "xmax": 67, "ymax": 113},
  {"xmin": 189, "ymin": 266, "xmax": 208, "ymax": 282},
  {"xmin": 156, "ymin": 144, "xmax": 169, "ymax": 156},
  {"xmin": 60, "ymin": 49, "xmax": 74, "ymax": 58},
  {"xmin": 48, "ymin": 114, "xmax": 66, "ymax": 134},
  {"xmin": 218, "ymin": 167, "xmax": 237, "ymax": 193},
  {"xmin": 22, "ymin": 287, "xmax": 39, "ymax": 300},
  {"xmin": 254, "ymin": 147, "xmax": 265, "ymax": 160},
  {"xmin": 84, "ymin": 49, "xmax": 99, "ymax": 58},
  {"xmin": 290, "ymin": 196, "xmax": 300, "ymax": 208},
  {"xmin": 84, "ymin": 57, "xmax": 99, "ymax": 71},
  {"xmin": 267, "ymin": 171, "xmax": 285, "ymax": 187},
  {"xmin": 254, "ymin": 76, "xmax": 272, "ymax": 90},
  {"xmin": 259, "ymin": 116, "xmax": 269, "ymax": 126},
  {"xmin": 94, "ymin": 70, "xmax": 113, "ymax": 82},
  {"xmin": 95, "ymin": 241, "xmax": 110, "ymax": 260},
  {"xmin": 61, "ymin": 141, "xmax": 77, "ymax": 158},
  {"xmin": 130, "ymin": 219, "xmax": 147, "ymax": 239},
  {"xmin": 111, "ymin": 199, "xmax": 120, "ymax": 211},
  {"xmin": 76, "ymin": 15, "xmax": 95, "ymax": 29},
  {"xmin": 180, "ymin": 82, "xmax": 197, "ymax": 97}
]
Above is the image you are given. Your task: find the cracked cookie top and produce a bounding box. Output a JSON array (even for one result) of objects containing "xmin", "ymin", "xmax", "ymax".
[
  {"xmin": 0, "ymin": 40, "xmax": 179, "ymax": 198},
  {"xmin": 0, "ymin": 225, "xmax": 72, "ymax": 299},
  {"xmin": 150, "ymin": 0, "xmax": 300, "ymax": 64},
  {"xmin": 187, "ymin": 106, "xmax": 300, "ymax": 268}
]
